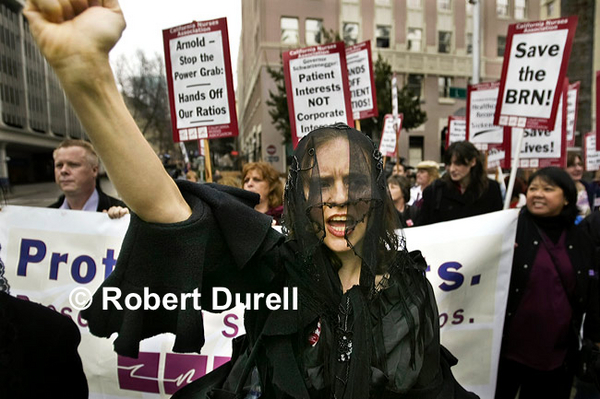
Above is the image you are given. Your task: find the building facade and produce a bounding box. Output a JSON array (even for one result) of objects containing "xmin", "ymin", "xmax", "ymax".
[
  {"xmin": 0, "ymin": 0, "xmax": 89, "ymax": 186},
  {"xmin": 236, "ymin": 0, "xmax": 542, "ymax": 171}
]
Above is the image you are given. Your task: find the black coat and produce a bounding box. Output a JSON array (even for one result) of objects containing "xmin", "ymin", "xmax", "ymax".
[
  {"xmin": 416, "ymin": 178, "xmax": 503, "ymax": 226},
  {"xmin": 502, "ymin": 210, "xmax": 600, "ymax": 360},
  {"xmin": 0, "ymin": 292, "xmax": 88, "ymax": 398},
  {"xmin": 48, "ymin": 187, "xmax": 126, "ymax": 211}
]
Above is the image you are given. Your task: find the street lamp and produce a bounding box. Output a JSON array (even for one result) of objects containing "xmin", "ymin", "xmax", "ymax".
[{"xmin": 469, "ymin": 0, "xmax": 480, "ymax": 84}]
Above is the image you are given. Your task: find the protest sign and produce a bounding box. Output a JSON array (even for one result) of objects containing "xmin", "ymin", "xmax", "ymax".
[
  {"xmin": 163, "ymin": 18, "xmax": 238, "ymax": 142},
  {"xmin": 379, "ymin": 113, "xmax": 403, "ymax": 157},
  {"xmin": 283, "ymin": 42, "xmax": 353, "ymax": 147},
  {"xmin": 1, "ymin": 206, "xmax": 518, "ymax": 398},
  {"xmin": 566, "ymin": 81, "xmax": 580, "ymax": 148},
  {"xmin": 584, "ymin": 132, "xmax": 600, "ymax": 172},
  {"xmin": 346, "ymin": 41, "xmax": 377, "ymax": 120},
  {"xmin": 405, "ymin": 209, "xmax": 519, "ymax": 399},
  {"xmin": 447, "ymin": 116, "xmax": 466, "ymax": 149},
  {"xmin": 467, "ymin": 82, "xmax": 511, "ymax": 168},
  {"xmin": 510, "ymin": 82, "xmax": 567, "ymax": 168},
  {"xmin": 495, "ymin": 17, "xmax": 577, "ymax": 130}
]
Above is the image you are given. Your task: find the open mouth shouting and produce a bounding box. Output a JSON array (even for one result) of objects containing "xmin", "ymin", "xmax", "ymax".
[{"xmin": 326, "ymin": 214, "xmax": 356, "ymax": 238}]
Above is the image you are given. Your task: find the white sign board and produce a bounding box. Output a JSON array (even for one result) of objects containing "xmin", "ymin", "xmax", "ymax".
[
  {"xmin": 283, "ymin": 43, "xmax": 353, "ymax": 147},
  {"xmin": 495, "ymin": 17, "xmax": 578, "ymax": 130}
]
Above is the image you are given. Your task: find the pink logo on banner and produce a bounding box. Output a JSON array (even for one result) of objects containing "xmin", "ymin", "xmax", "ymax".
[{"xmin": 118, "ymin": 352, "xmax": 231, "ymax": 394}]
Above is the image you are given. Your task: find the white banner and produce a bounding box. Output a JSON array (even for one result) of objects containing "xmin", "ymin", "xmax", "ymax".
[
  {"xmin": 405, "ymin": 209, "xmax": 518, "ymax": 399},
  {"xmin": 0, "ymin": 206, "xmax": 518, "ymax": 398}
]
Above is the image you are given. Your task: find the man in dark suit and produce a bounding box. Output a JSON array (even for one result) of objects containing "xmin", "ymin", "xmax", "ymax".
[{"xmin": 48, "ymin": 139, "xmax": 128, "ymax": 219}]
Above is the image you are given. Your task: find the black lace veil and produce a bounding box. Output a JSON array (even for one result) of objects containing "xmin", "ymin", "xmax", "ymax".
[
  {"xmin": 283, "ymin": 124, "xmax": 402, "ymax": 286},
  {"xmin": 281, "ymin": 124, "xmax": 430, "ymax": 397}
]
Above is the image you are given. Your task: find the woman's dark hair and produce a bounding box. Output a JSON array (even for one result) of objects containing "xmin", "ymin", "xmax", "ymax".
[
  {"xmin": 527, "ymin": 167, "xmax": 578, "ymax": 223},
  {"xmin": 387, "ymin": 174, "xmax": 411, "ymax": 205},
  {"xmin": 443, "ymin": 141, "xmax": 488, "ymax": 197},
  {"xmin": 566, "ymin": 151, "xmax": 583, "ymax": 168}
]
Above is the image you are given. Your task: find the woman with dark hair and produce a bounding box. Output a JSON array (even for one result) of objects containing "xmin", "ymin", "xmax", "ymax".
[
  {"xmin": 417, "ymin": 141, "xmax": 502, "ymax": 225},
  {"xmin": 495, "ymin": 167, "xmax": 600, "ymax": 399},
  {"xmin": 388, "ymin": 174, "xmax": 419, "ymax": 227},
  {"xmin": 24, "ymin": 2, "xmax": 478, "ymax": 397},
  {"xmin": 242, "ymin": 161, "xmax": 284, "ymax": 224}
]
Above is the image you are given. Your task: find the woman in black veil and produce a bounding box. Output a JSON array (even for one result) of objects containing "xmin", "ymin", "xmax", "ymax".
[{"xmin": 24, "ymin": 1, "xmax": 477, "ymax": 397}]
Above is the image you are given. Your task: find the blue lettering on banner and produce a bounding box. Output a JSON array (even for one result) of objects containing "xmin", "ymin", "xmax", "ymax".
[
  {"xmin": 17, "ymin": 239, "xmax": 46, "ymax": 276},
  {"xmin": 438, "ymin": 261, "xmax": 465, "ymax": 292},
  {"xmin": 71, "ymin": 255, "xmax": 96, "ymax": 284},
  {"xmin": 16, "ymin": 238, "xmax": 118, "ymax": 283}
]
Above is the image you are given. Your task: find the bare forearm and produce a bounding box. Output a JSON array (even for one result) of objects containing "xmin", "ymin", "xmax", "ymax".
[{"xmin": 59, "ymin": 56, "xmax": 191, "ymax": 222}]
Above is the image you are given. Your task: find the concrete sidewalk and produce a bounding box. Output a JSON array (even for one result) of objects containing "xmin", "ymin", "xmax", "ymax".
[{"xmin": 2, "ymin": 177, "xmax": 120, "ymax": 208}]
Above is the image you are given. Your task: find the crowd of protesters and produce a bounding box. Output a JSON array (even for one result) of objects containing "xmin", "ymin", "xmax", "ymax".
[{"xmin": 3, "ymin": 0, "xmax": 600, "ymax": 397}]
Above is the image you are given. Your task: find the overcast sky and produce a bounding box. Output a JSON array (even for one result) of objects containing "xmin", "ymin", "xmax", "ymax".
[{"xmin": 109, "ymin": 0, "xmax": 242, "ymax": 86}]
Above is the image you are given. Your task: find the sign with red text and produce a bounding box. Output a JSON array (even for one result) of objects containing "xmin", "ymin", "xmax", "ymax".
[
  {"xmin": 379, "ymin": 113, "xmax": 403, "ymax": 157},
  {"xmin": 283, "ymin": 42, "xmax": 353, "ymax": 147},
  {"xmin": 495, "ymin": 17, "xmax": 577, "ymax": 130},
  {"xmin": 566, "ymin": 81, "xmax": 580, "ymax": 148},
  {"xmin": 584, "ymin": 132, "xmax": 600, "ymax": 171},
  {"xmin": 511, "ymin": 86, "xmax": 567, "ymax": 168},
  {"xmin": 163, "ymin": 18, "xmax": 238, "ymax": 142},
  {"xmin": 346, "ymin": 41, "xmax": 377, "ymax": 120},
  {"xmin": 447, "ymin": 116, "xmax": 466, "ymax": 149}
]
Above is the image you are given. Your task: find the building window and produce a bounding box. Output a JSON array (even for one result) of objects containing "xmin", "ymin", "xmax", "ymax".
[
  {"xmin": 409, "ymin": 136, "xmax": 424, "ymax": 167},
  {"xmin": 546, "ymin": 0, "xmax": 555, "ymax": 16},
  {"xmin": 408, "ymin": 0, "xmax": 422, "ymax": 8},
  {"xmin": 305, "ymin": 19, "xmax": 322, "ymax": 46},
  {"xmin": 438, "ymin": 31, "xmax": 452, "ymax": 53},
  {"xmin": 343, "ymin": 22, "xmax": 359, "ymax": 46},
  {"xmin": 515, "ymin": 0, "xmax": 527, "ymax": 19},
  {"xmin": 375, "ymin": 0, "xmax": 391, "ymax": 4},
  {"xmin": 437, "ymin": 0, "xmax": 451, "ymax": 11},
  {"xmin": 438, "ymin": 76, "xmax": 452, "ymax": 98},
  {"xmin": 497, "ymin": 35, "xmax": 506, "ymax": 57},
  {"xmin": 466, "ymin": 33, "xmax": 473, "ymax": 55},
  {"xmin": 407, "ymin": 74, "xmax": 424, "ymax": 98},
  {"xmin": 496, "ymin": 0, "xmax": 509, "ymax": 17},
  {"xmin": 407, "ymin": 28, "xmax": 422, "ymax": 52},
  {"xmin": 280, "ymin": 17, "xmax": 299, "ymax": 44},
  {"xmin": 376, "ymin": 25, "xmax": 391, "ymax": 48}
]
